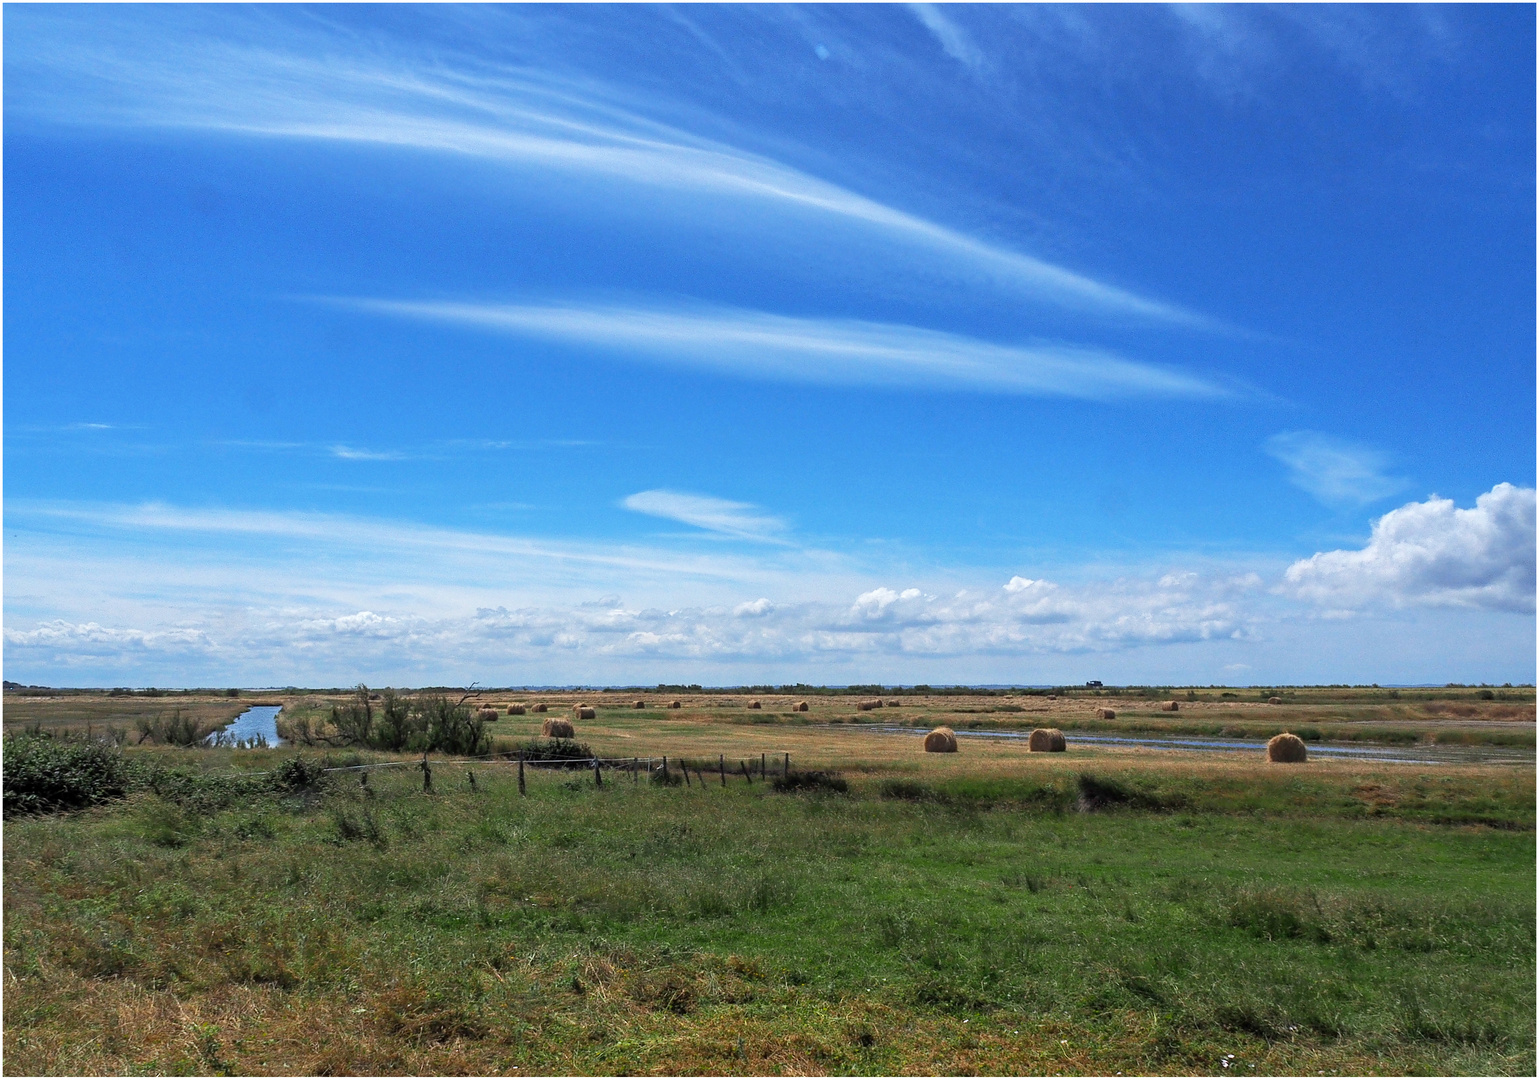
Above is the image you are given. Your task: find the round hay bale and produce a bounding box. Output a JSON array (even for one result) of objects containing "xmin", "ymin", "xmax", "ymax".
[
  {"xmin": 1268, "ymin": 696, "xmax": 1283, "ymax": 705},
  {"xmin": 748, "ymin": 700, "xmax": 761, "ymax": 710},
  {"xmin": 1028, "ymin": 727, "xmax": 1066, "ymax": 752},
  {"xmin": 476, "ymin": 708, "xmax": 500, "ymax": 723},
  {"xmin": 922, "ymin": 726, "xmax": 958, "ymax": 753},
  {"xmin": 1161, "ymin": 700, "xmax": 1180, "ymax": 712},
  {"xmin": 507, "ymin": 704, "xmax": 527, "ymax": 716},
  {"xmin": 542, "ymin": 717, "xmax": 577, "ymax": 738},
  {"xmin": 532, "ymin": 703, "xmax": 548, "ymax": 713},
  {"xmin": 1095, "ymin": 707, "xmax": 1115, "ymax": 720},
  {"xmin": 1267, "ymin": 732, "xmax": 1307, "ymax": 763},
  {"xmin": 857, "ymin": 699, "xmax": 884, "ymax": 711},
  {"xmin": 885, "ymin": 699, "xmax": 901, "ymax": 707},
  {"xmin": 794, "ymin": 701, "xmax": 809, "ymax": 712},
  {"xmin": 668, "ymin": 700, "xmax": 682, "ymax": 709},
  {"xmin": 578, "ymin": 707, "xmax": 595, "ymax": 721},
  {"xmin": 634, "ymin": 700, "xmax": 646, "ymax": 709}
]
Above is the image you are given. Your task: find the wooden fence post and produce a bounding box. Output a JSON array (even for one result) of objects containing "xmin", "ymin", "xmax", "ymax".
[
  {"xmin": 761, "ymin": 752, "xmax": 766, "ymax": 779},
  {"xmin": 594, "ymin": 758, "xmax": 602, "ymax": 788},
  {"xmin": 663, "ymin": 756, "xmax": 670, "ymax": 783},
  {"xmin": 682, "ymin": 761, "xmax": 692, "ymax": 788},
  {"xmin": 740, "ymin": 760, "xmax": 751, "ymax": 783},
  {"xmin": 719, "ymin": 754, "xmax": 726, "ymax": 787},
  {"xmin": 468, "ymin": 770, "xmax": 477, "ymax": 792},
  {"xmin": 518, "ymin": 754, "xmax": 526, "ymax": 796},
  {"xmin": 784, "ymin": 752, "xmax": 789, "ymax": 778},
  {"xmin": 421, "ymin": 753, "xmax": 432, "ymax": 793}
]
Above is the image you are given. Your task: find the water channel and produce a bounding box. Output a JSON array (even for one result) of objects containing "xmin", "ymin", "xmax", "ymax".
[
  {"xmin": 206, "ymin": 705, "xmax": 284, "ymax": 748},
  {"xmin": 867, "ymin": 724, "xmax": 1533, "ymax": 766}
]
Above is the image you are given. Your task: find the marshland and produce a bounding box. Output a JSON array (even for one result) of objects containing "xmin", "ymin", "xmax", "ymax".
[{"xmin": 3, "ymin": 684, "xmax": 1534, "ymax": 1075}]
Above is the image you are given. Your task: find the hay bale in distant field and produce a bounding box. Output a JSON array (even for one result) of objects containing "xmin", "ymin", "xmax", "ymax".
[
  {"xmin": 532, "ymin": 703, "xmax": 548, "ymax": 713},
  {"xmin": 634, "ymin": 700, "xmax": 646, "ymax": 709},
  {"xmin": 857, "ymin": 699, "xmax": 884, "ymax": 711},
  {"xmin": 476, "ymin": 708, "xmax": 500, "ymax": 723},
  {"xmin": 668, "ymin": 700, "xmax": 682, "ymax": 709},
  {"xmin": 794, "ymin": 701, "xmax": 809, "ymax": 712},
  {"xmin": 1095, "ymin": 708, "xmax": 1116, "ymax": 720},
  {"xmin": 1268, "ymin": 697, "xmax": 1283, "ymax": 705},
  {"xmin": 923, "ymin": 726, "xmax": 958, "ymax": 753},
  {"xmin": 1267, "ymin": 732, "xmax": 1307, "ymax": 763},
  {"xmin": 507, "ymin": 704, "xmax": 527, "ymax": 716},
  {"xmin": 1028, "ymin": 727, "xmax": 1067, "ymax": 752},
  {"xmin": 748, "ymin": 700, "xmax": 762, "ymax": 709},
  {"xmin": 578, "ymin": 708, "xmax": 595, "ymax": 721},
  {"xmin": 885, "ymin": 699, "xmax": 901, "ymax": 707},
  {"xmin": 543, "ymin": 717, "xmax": 577, "ymax": 738},
  {"xmin": 1161, "ymin": 701, "xmax": 1180, "ymax": 712}
]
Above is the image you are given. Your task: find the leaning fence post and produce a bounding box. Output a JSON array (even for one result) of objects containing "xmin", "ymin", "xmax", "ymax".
[
  {"xmin": 518, "ymin": 753, "xmax": 526, "ymax": 796},
  {"xmin": 740, "ymin": 760, "xmax": 751, "ymax": 783},
  {"xmin": 682, "ymin": 760, "xmax": 692, "ymax": 788}
]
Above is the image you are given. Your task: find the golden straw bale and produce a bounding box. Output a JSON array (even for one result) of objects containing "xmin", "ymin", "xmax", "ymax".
[
  {"xmin": 1268, "ymin": 697, "xmax": 1283, "ymax": 705},
  {"xmin": 1161, "ymin": 701, "xmax": 1180, "ymax": 712},
  {"xmin": 634, "ymin": 700, "xmax": 646, "ymax": 709},
  {"xmin": 1095, "ymin": 708, "xmax": 1116, "ymax": 720},
  {"xmin": 794, "ymin": 701, "xmax": 809, "ymax": 712},
  {"xmin": 922, "ymin": 726, "xmax": 958, "ymax": 753},
  {"xmin": 748, "ymin": 700, "xmax": 762, "ymax": 709},
  {"xmin": 1267, "ymin": 732, "xmax": 1307, "ymax": 763},
  {"xmin": 578, "ymin": 708, "xmax": 595, "ymax": 721},
  {"xmin": 507, "ymin": 704, "xmax": 527, "ymax": 716},
  {"xmin": 1028, "ymin": 727, "xmax": 1067, "ymax": 752},
  {"xmin": 542, "ymin": 717, "xmax": 577, "ymax": 738},
  {"xmin": 857, "ymin": 699, "xmax": 884, "ymax": 711},
  {"xmin": 532, "ymin": 703, "xmax": 548, "ymax": 713},
  {"xmin": 886, "ymin": 699, "xmax": 901, "ymax": 707},
  {"xmin": 476, "ymin": 708, "xmax": 500, "ymax": 723},
  {"xmin": 669, "ymin": 700, "xmax": 682, "ymax": 709}
]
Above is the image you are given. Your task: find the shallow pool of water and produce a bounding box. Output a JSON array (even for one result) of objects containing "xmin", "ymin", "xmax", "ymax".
[
  {"xmin": 207, "ymin": 705, "xmax": 284, "ymax": 748},
  {"xmin": 868, "ymin": 725, "xmax": 1533, "ymax": 766}
]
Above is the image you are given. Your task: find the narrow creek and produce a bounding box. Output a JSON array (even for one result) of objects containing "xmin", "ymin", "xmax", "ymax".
[
  {"xmin": 206, "ymin": 705, "xmax": 284, "ymax": 748},
  {"xmin": 865, "ymin": 724, "xmax": 1533, "ymax": 766}
]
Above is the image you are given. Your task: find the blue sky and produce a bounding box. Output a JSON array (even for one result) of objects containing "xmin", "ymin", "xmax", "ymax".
[{"xmin": 4, "ymin": 3, "xmax": 1534, "ymax": 687}]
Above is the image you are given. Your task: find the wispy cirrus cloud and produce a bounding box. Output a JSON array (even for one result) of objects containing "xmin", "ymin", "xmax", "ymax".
[
  {"xmin": 908, "ymin": 4, "xmax": 986, "ymax": 72},
  {"xmin": 623, "ymin": 490, "xmax": 789, "ymax": 543},
  {"xmin": 1265, "ymin": 430, "xmax": 1408, "ymax": 505},
  {"xmin": 8, "ymin": 9, "xmax": 1205, "ymax": 328},
  {"xmin": 339, "ymin": 299, "xmax": 1230, "ymax": 400}
]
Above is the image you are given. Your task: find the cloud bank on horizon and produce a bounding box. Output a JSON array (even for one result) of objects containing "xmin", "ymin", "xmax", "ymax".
[
  {"xmin": 5, "ymin": 485, "xmax": 1532, "ymax": 686},
  {"xmin": 3, "ymin": 5, "xmax": 1533, "ymax": 685}
]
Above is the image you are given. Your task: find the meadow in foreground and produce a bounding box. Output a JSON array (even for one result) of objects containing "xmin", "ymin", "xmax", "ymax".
[{"xmin": 3, "ymin": 712, "xmax": 1533, "ymax": 1077}]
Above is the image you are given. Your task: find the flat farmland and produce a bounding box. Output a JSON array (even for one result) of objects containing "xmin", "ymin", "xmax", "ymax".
[{"xmin": 3, "ymin": 687, "xmax": 1533, "ymax": 1075}]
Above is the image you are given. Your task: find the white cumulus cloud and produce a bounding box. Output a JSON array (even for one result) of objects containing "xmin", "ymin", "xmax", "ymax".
[{"xmin": 1283, "ymin": 483, "xmax": 1536, "ymax": 613}]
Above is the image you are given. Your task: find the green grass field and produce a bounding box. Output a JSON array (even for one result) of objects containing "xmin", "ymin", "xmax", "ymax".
[{"xmin": 4, "ymin": 696, "xmax": 1534, "ymax": 1077}]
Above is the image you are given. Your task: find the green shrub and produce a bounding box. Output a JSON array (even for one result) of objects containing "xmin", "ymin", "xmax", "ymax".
[
  {"xmin": 3, "ymin": 733, "xmax": 131, "ymax": 817},
  {"xmin": 510, "ymin": 738, "xmax": 596, "ymax": 767},
  {"xmin": 772, "ymin": 770, "xmax": 848, "ymax": 794}
]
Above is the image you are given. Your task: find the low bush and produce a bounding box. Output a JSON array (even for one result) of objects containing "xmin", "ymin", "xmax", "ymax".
[
  {"xmin": 3, "ymin": 733, "xmax": 131, "ymax": 817},
  {"xmin": 508, "ymin": 738, "xmax": 597, "ymax": 767},
  {"xmin": 772, "ymin": 769, "xmax": 848, "ymax": 794}
]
